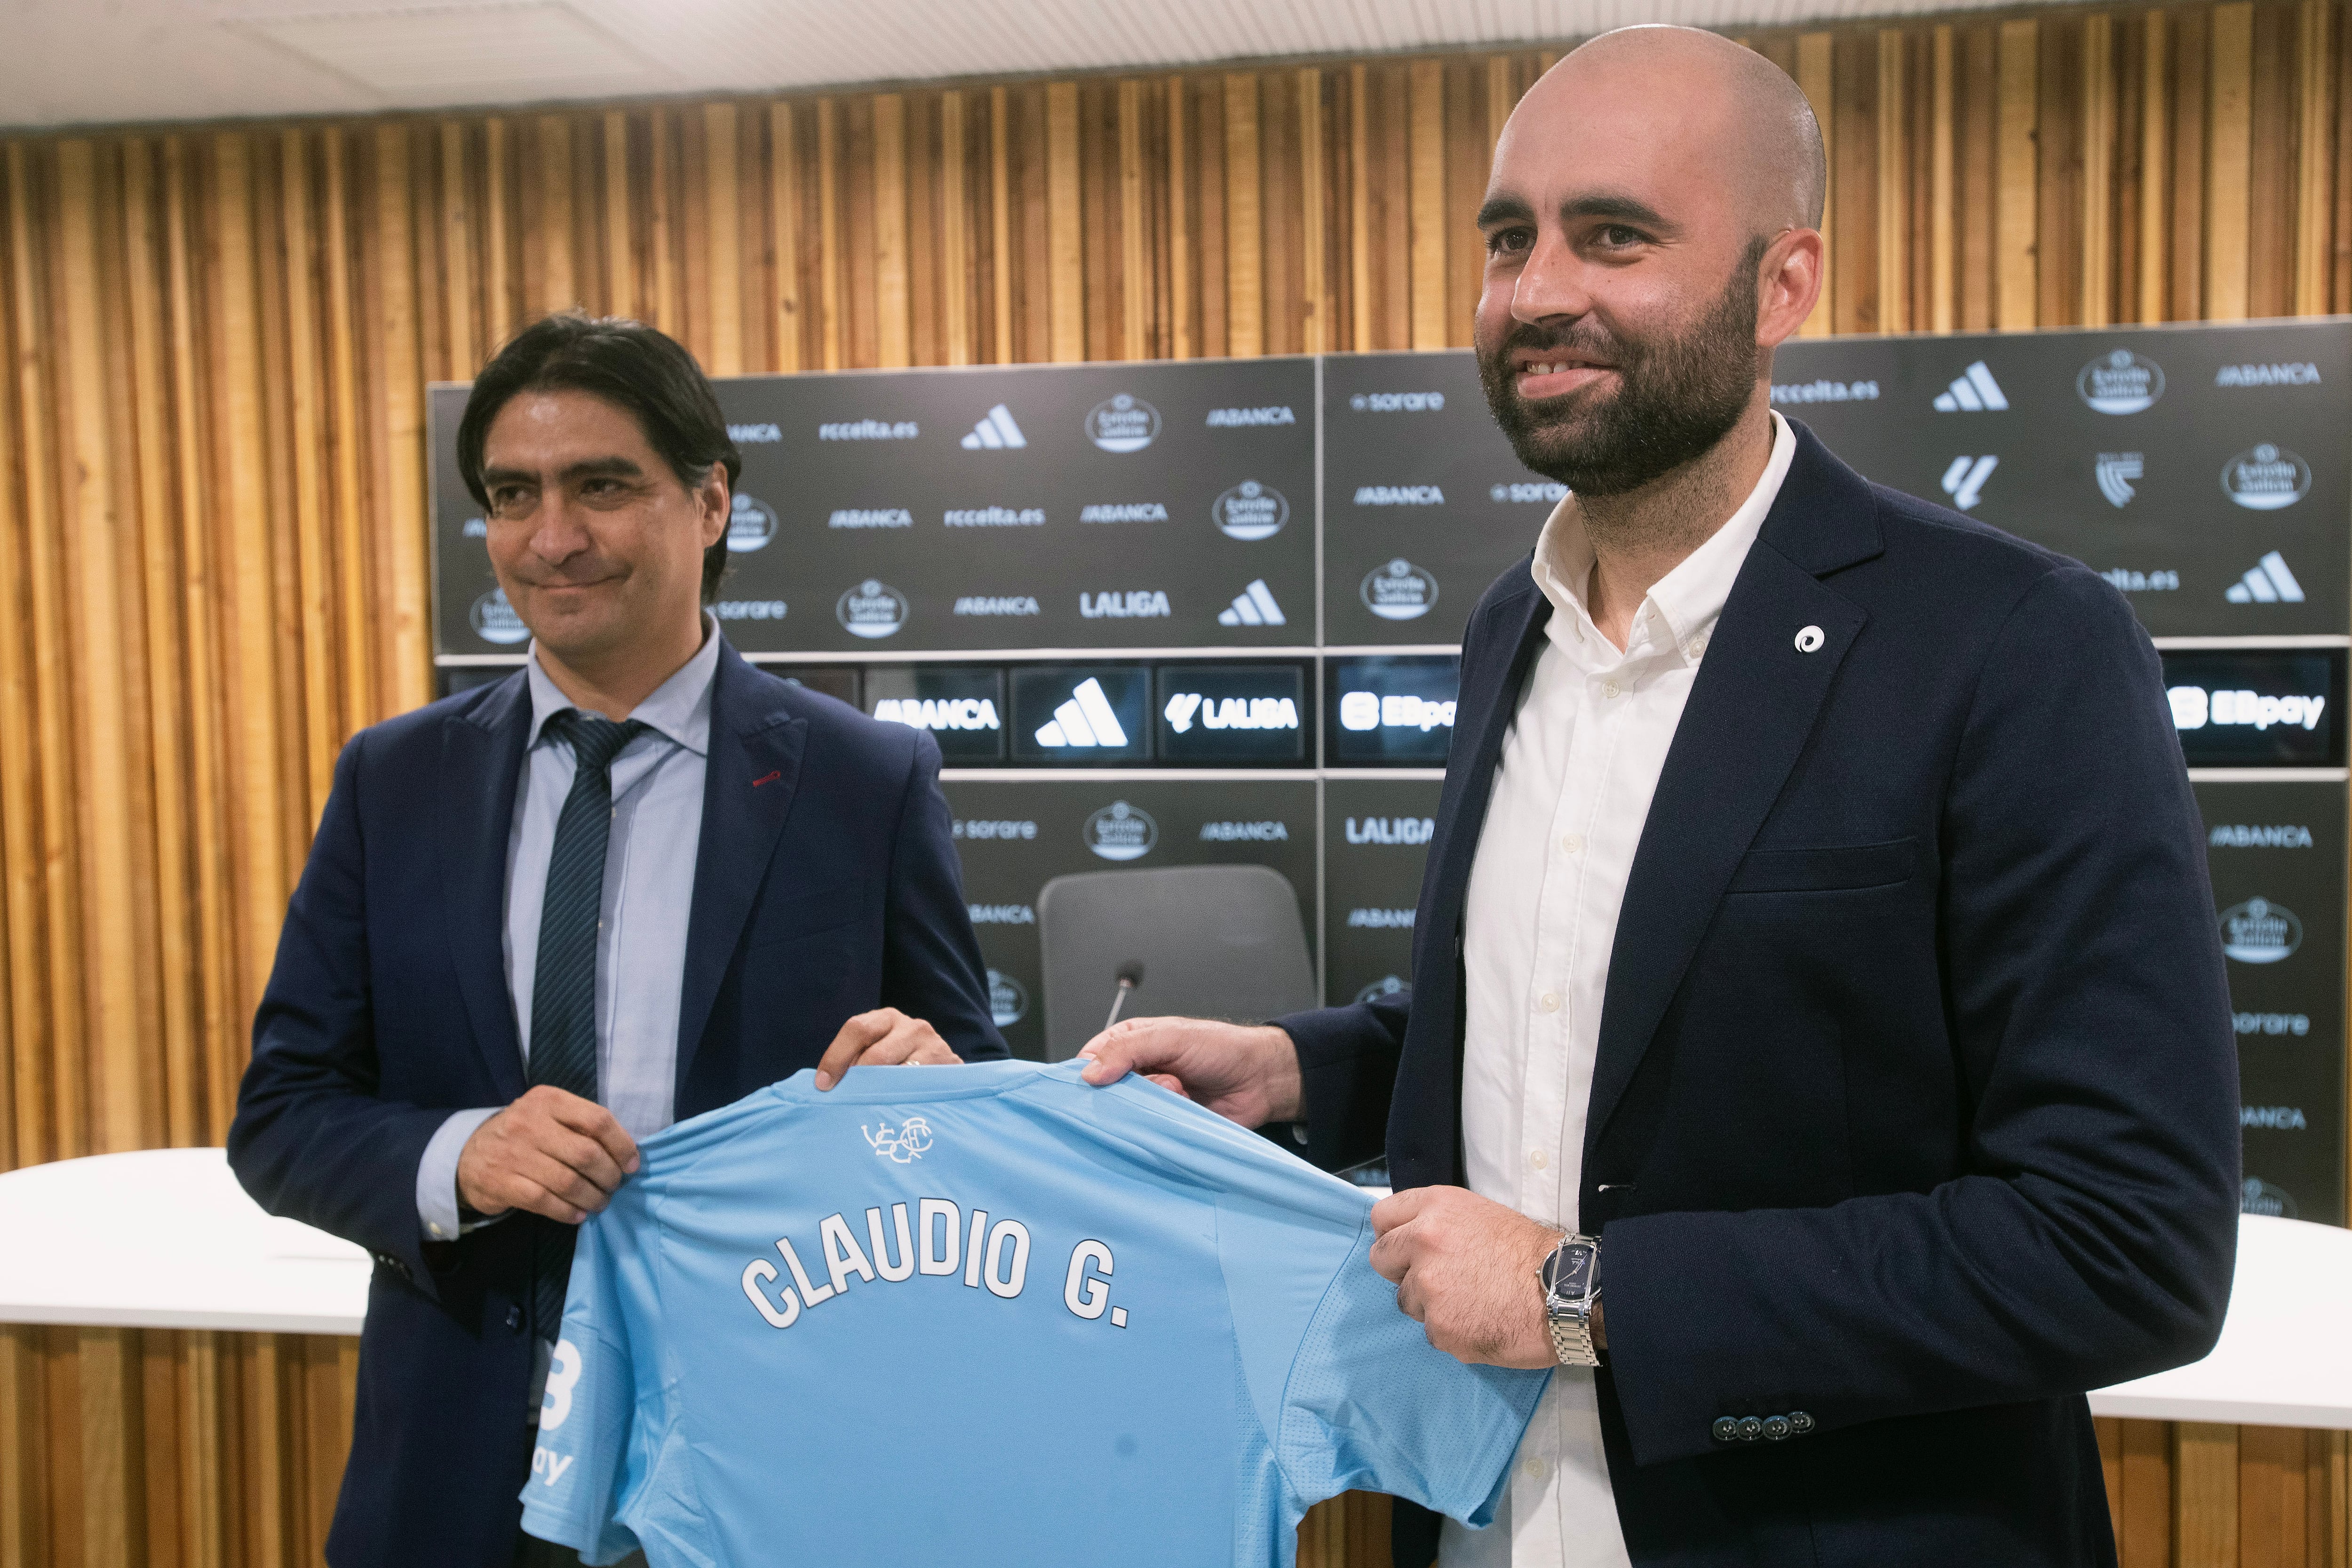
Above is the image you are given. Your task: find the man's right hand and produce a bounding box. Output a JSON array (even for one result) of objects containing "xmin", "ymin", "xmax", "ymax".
[
  {"xmin": 1077, "ymin": 1018, "xmax": 1303, "ymax": 1129},
  {"xmin": 456, "ymin": 1086, "xmax": 640, "ymax": 1225}
]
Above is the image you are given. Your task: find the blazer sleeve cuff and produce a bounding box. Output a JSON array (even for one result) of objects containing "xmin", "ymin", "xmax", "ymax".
[{"xmin": 1272, "ymin": 1002, "xmax": 1403, "ymax": 1175}]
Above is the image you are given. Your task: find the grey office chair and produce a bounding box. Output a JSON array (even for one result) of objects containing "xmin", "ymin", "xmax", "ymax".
[{"xmin": 1035, "ymin": 865, "xmax": 1317, "ymax": 1062}]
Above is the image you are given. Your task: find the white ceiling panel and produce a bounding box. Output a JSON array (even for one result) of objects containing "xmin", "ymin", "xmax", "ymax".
[{"xmin": 2, "ymin": 0, "xmax": 2077, "ymax": 132}]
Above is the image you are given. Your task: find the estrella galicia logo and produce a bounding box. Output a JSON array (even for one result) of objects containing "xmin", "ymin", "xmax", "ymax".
[
  {"xmin": 1355, "ymin": 975, "xmax": 1407, "ymax": 1004},
  {"xmin": 862, "ymin": 1115, "xmax": 935, "ymax": 1162},
  {"xmin": 2221, "ymin": 444, "xmax": 2312, "ymax": 510},
  {"xmin": 2219, "ymin": 897, "xmax": 2302, "ymax": 963},
  {"xmin": 2076, "ymin": 349, "xmax": 2165, "ymax": 414},
  {"xmin": 1085, "ymin": 394, "xmax": 1161, "ymax": 453},
  {"xmin": 835, "ymin": 580, "xmax": 909, "ymax": 639},
  {"xmin": 469, "ymin": 586, "xmax": 531, "ymax": 645},
  {"xmin": 1084, "ymin": 800, "xmax": 1158, "ymax": 862},
  {"xmin": 2241, "ymin": 1177, "xmax": 2298, "ymax": 1218},
  {"xmin": 1361, "ymin": 558, "xmax": 1438, "ymax": 621},
  {"xmin": 1212, "ymin": 480, "xmax": 1289, "ymax": 541},
  {"xmin": 727, "ymin": 493, "xmax": 778, "ymax": 552},
  {"xmin": 985, "ymin": 969, "xmax": 1029, "ymax": 1028}
]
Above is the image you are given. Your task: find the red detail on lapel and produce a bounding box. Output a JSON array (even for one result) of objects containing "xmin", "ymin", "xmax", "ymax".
[{"xmin": 752, "ymin": 770, "xmax": 782, "ymax": 788}]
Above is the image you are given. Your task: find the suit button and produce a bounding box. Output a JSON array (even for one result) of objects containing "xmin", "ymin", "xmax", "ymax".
[
  {"xmin": 1737, "ymin": 1417, "xmax": 1764, "ymax": 1442},
  {"xmin": 1712, "ymin": 1417, "xmax": 1740, "ymax": 1443},
  {"xmin": 1788, "ymin": 1411, "xmax": 1815, "ymax": 1435},
  {"xmin": 506, "ymin": 1306, "xmax": 523, "ymax": 1333},
  {"xmin": 1762, "ymin": 1416, "xmax": 1792, "ymax": 1441}
]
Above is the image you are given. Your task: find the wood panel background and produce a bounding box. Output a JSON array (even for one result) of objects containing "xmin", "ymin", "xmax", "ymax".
[{"xmin": 2, "ymin": 2, "xmax": 2351, "ymax": 1564}]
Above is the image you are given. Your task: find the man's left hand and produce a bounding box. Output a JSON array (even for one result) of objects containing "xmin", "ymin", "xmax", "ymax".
[
  {"xmin": 813, "ymin": 1008, "xmax": 962, "ymax": 1090},
  {"xmin": 1370, "ymin": 1186, "xmax": 1564, "ymax": 1369}
]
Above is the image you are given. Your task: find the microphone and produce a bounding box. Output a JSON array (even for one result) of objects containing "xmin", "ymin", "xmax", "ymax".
[{"xmin": 1103, "ymin": 960, "xmax": 1146, "ymax": 1031}]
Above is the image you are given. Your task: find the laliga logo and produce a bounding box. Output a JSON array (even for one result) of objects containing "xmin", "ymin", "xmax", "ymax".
[
  {"xmin": 1085, "ymin": 394, "xmax": 1161, "ymax": 453},
  {"xmin": 727, "ymin": 493, "xmax": 778, "ymax": 552},
  {"xmin": 862, "ymin": 1115, "xmax": 935, "ymax": 1163},
  {"xmin": 469, "ymin": 587, "xmax": 531, "ymax": 645},
  {"xmin": 2221, "ymin": 444, "xmax": 2312, "ymax": 510}
]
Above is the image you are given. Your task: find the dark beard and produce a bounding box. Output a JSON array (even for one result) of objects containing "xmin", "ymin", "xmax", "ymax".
[{"xmin": 1477, "ymin": 245, "xmax": 1763, "ymax": 498}]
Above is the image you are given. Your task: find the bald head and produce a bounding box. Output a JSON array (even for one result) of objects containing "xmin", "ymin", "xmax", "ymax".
[{"xmin": 1518, "ymin": 25, "xmax": 1826, "ymax": 236}]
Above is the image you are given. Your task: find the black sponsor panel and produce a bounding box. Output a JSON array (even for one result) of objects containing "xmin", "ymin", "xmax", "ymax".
[
  {"xmin": 1009, "ymin": 665, "xmax": 1152, "ymax": 764},
  {"xmin": 1321, "ymin": 353, "xmax": 1552, "ymax": 645},
  {"xmin": 724, "ymin": 360, "xmax": 1312, "ymax": 653},
  {"xmin": 941, "ymin": 780, "xmax": 1318, "ymax": 1059},
  {"xmin": 1325, "ymin": 779, "xmax": 1443, "ymax": 1007},
  {"xmin": 1153, "ymin": 663, "xmax": 1310, "ymax": 764},
  {"xmin": 865, "ymin": 665, "xmax": 1005, "ymax": 762},
  {"xmin": 1326, "ymin": 655, "xmax": 1462, "ymax": 766},
  {"xmin": 436, "ymin": 663, "xmax": 519, "ymax": 700},
  {"xmin": 1771, "ymin": 321, "xmax": 2352, "ymax": 637},
  {"xmin": 762, "ymin": 665, "xmax": 861, "ymax": 708},
  {"xmin": 429, "ymin": 384, "xmax": 516, "ymax": 655},
  {"xmin": 2163, "ymin": 649, "xmax": 2346, "ymax": 768},
  {"xmin": 2195, "ymin": 779, "xmax": 2347, "ymax": 1225}
]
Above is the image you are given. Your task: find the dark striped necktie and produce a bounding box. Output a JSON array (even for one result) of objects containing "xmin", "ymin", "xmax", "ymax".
[{"xmin": 528, "ymin": 710, "xmax": 647, "ymax": 1345}]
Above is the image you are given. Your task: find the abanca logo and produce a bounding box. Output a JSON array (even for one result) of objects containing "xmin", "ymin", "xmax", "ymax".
[
  {"xmin": 1354, "ymin": 485, "xmax": 1445, "ymax": 505},
  {"xmin": 829, "ymin": 508, "xmax": 913, "ymax": 530},
  {"xmin": 968, "ymin": 903, "xmax": 1036, "ymax": 924},
  {"xmin": 1085, "ymin": 395, "xmax": 1161, "ymax": 453},
  {"xmin": 1199, "ymin": 820, "xmax": 1289, "ymax": 842},
  {"xmin": 2218, "ymin": 898, "xmax": 2302, "ymax": 963},
  {"xmin": 2077, "ymin": 350, "xmax": 2165, "ymax": 414},
  {"xmin": 1080, "ymin": 503, "xmax": 1168, "ymax": 523},
  {"xmin": 727, "ymin": 493, "xmax": 778, "ymax": 551},
  {"xmin": 2221, "ymin": 445, "xmax": 2312, "ymax": 510},
  {"xmin": 2209, "ymin": 824, "xmax": 2315, "ymax": 848},
  {"xmin": 727, "ymin": 422, "xmax": 783, "ymax": 443},
  {"xmin": 2216, "ymin": 362, "xmax": 2321, "ymax": 387},
  {"xmin": 1361, "ymin": 559, "xmax": 1438, "ymax": 621},
  {"xmin": 835, "ymin": 580, "xmax": 909, "ymax": 639},
  {"xmin": 1212, "ymin": 481, "xmax": 1289, "ymax": 541},
  {"xmin": 1084, "ymin": 801, "xmax": 1158, "ymax": 862},
  {"xmin": 953, "ymin": 596, "xmax": 1040, "ymax": 616},
  {"xmin": 1206, "ymin": 406, "xmax": 1295, "ymax": 426},
  {"xmin": 470, "ymin": 587, "xmax": 530, "ymax": 645},
  {"xmin": 1346, "ymin": 908, "xmax": 1415, "ymax": 929},
  {"xmin": 986, "ymin": 969, "xmax": 1029, "ymax": 1027},
  {"xmin": 873, "ymin": 696, "xmax": 999, "ymax": 732}
]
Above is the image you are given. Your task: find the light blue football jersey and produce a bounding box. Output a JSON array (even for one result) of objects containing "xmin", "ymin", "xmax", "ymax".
[{"xmin": 521, "ymin": 1059, "xmax": 1547, "ymax": 1566}]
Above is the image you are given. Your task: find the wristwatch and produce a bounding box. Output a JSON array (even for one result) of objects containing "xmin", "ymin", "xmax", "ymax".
[{"xmin": 1538, "ymin": 1234, "xmax": 1602, "ymax": 1367}]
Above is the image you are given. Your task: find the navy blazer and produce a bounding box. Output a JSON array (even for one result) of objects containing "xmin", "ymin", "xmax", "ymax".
[
  {"xmin": 1280, "ymin": 424, "xmax": 2240, "ymax": 1568},
  {"xmin": 229, "ymin": 640, "xmax": 1005, "ymax": 1568}
]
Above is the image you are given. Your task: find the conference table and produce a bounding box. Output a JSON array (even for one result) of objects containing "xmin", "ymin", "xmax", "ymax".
[{"xmin": 1, "ymin": 1147, "xmax": 2348, "ymax": 1431}]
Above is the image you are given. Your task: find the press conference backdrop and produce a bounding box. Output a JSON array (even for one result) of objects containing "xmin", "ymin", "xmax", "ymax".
[{"xmin": 433, "ymin": 318, "xmax": 2352, "ymax": 1225}]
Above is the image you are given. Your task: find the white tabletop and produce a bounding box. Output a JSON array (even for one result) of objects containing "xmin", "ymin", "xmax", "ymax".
[
  {"xmin": 0, "ymin": 1150, "xmax": 2344, "ymax": 1428},
  {"xmin": 0, "ymin": 1146, "xmax": 369, "ymax": 1334}
]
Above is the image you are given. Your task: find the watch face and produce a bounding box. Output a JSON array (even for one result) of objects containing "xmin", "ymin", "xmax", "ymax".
[{"xmin": 1548, "ymin": 1242, "xmax": 1596, "ymax": 1297}]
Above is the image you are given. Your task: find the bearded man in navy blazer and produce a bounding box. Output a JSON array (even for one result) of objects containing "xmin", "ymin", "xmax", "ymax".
[
  {"xmin": 1085, "ymin": 26, "xmax": 2238, "ymax": 1568},
  {"xmin": 230, "ymin": 313, "xmax": 1005, "ymax": 1568}
]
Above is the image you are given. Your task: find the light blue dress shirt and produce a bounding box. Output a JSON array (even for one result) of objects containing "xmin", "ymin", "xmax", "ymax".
[{"xmin": 414, "ymin": 623, "xmax": 721, "ymax": 1240}]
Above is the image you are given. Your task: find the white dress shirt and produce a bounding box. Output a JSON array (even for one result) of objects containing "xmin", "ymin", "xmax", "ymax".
[
  {"xmin": 412, "ymin": 621, "xmax": 720, "ymax": 1240},
  {"xmin": 1440, "ymin": 414, "xmax": 1796, "ymax": 1568}
]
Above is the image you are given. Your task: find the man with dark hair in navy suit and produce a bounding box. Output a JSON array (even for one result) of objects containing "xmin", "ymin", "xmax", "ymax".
[
  {"xmin": 230, "ymin": 312, "xmax": 1004, "ymax": 1568},
  {"xmin": 1083, "ymin": 26, "xmax": 2238, "ymax": 1568}
]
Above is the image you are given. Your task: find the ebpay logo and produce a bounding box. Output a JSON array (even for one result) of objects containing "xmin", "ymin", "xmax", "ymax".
[
  {"xmin": 2219, "ymin": 898, "xmax": 2302, "ymax": 963},
  {"xmin": 1084, "ymin": 800, "xmax": 1158, "ymax": 862},
  {"xmin": 470, "ymin": 587, "xmax": 530, "ymax": 645},
  {"xmin": 1085, "ymin": 395, "xmax": 1160, "ymax": 453}
]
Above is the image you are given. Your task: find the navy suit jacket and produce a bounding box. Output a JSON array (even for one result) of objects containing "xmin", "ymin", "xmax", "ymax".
[
  {"xmin": 1279, "ymin": 425, "xmax": 2240, "ymax": 1568},
  {"xmin": 228, "ymin": 640, "xmax": 1005, "ymax": 1568}
]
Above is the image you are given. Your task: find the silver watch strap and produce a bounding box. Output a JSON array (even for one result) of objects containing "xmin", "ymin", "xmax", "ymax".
[{"xmin": 1547, "ymin": 1306, "xmax": 1599, "ymax": 1367}]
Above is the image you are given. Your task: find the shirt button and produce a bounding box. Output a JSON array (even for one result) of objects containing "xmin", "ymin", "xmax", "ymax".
[
  {"xmin": 428, "ymin": 1223, "xmax": 445, "ymax": 1238},
  {"xmin": 1538, "ymin": 992, "xmax": 1561, "ymax": 1012},
  {"xmin": 1560, "ymin": 834, "xmax": 1583, "ymax": 853},
  {"xmin": 1528, "ymin": 1149, "xmax": 1549, "ymax": 1170},
  {"xmin": 1687, "ymin": 636, "xmax": 1708, "ymax": 657},
  {"xmin": 1520, "ymin": 1455, "xmax": 1548, "ymax": 1480},
  {"xmin": 1602, "ymin": 681, "xmax": 1621, "ymax": 699}
]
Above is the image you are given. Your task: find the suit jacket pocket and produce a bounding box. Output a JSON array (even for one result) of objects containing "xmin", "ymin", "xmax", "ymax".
[
  {"xmin": 1725, "ymin": 837, "xmax": 1918, "ymax": 894},
  {"xmin": 746, "ymin": 879, "xmax": 872, "ymax": 951}
]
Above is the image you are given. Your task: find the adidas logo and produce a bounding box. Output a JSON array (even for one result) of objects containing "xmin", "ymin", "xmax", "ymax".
[
  {"xmin": 1932, "ymin": 362, "xmax": 2009, "ymax": 412},
  {"xmin": 2096, "ymin": 453, "xmax": 2143, "ymax": 508},
  {"xmin": 959, "ymin": 405, "xmax": 1027, "ymax": 450},
  {"xmin": 2225, "ymin": 551, "xmax": 2306, "ymax": 604},
  {"xmin": 1216, "ymin": 579, "xmax": 1286, "ymax": 628},
  {"xmin": 1940, "ymin": 455, "xmax": 1998, "ymax": 511},
  {"xmin": 1034, "ymin": 678, "xmax": 1129, "ymax": 748}
]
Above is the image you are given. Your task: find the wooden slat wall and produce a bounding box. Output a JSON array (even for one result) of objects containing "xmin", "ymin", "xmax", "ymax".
[{"xmin": 2, "ymin": 4, "xmax": 2351, "ymax": 1565}]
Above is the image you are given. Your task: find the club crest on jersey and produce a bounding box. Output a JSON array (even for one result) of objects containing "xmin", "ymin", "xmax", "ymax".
[{"xmin": 863, "ymin": 1116, "xmax": 935, "ymax": 1162}]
